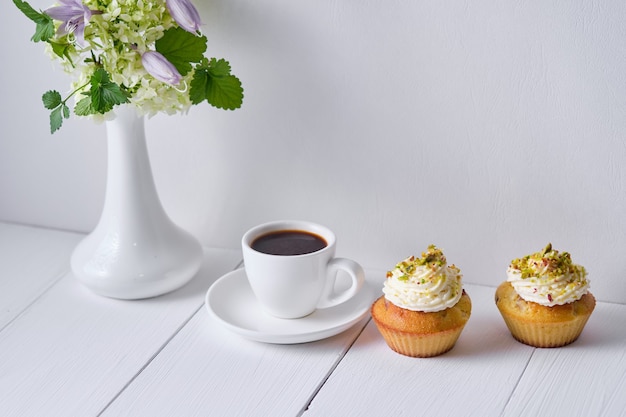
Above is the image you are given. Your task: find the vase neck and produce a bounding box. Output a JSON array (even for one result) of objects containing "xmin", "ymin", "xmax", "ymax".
[
  {"xmin": 103, "ymin": 106, "xmax": 165, "ymax": 216},
  {"xmin": 107, "ymin": 105, "xmax": 145, "ymax": 143}
]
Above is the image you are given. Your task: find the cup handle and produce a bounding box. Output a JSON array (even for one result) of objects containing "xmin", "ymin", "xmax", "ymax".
[{"xmin": 316, "ymin": 258, "xmax": 365, "ymax": 309}]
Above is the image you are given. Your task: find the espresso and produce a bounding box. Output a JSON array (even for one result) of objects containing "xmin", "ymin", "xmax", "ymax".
[{"xmin": 251, "ymin": 230, "xmax": 327, "ymax": 256}]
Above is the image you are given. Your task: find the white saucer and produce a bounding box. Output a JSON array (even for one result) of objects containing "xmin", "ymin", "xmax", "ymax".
[{"xmin": 205, "ymin": 268, "xmax": 376, "ymax": 344}]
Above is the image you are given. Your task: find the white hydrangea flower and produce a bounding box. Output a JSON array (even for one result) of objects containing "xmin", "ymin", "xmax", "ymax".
[
  {"xmin": 16, "ymin": 0, "xmax": 242, "ymax": 133},
  {"xmin": 46, "ymin": 0, "xmax": 193, "ymax": 117}
]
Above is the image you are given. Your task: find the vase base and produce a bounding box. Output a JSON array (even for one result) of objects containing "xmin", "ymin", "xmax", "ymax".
[{"xmin": 71, "ymin": 229, "xmax": 204, "ymax": 300}]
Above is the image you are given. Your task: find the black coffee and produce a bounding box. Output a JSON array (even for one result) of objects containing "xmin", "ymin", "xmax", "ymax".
[{"xmin": 251, "ymin": 230, "xmax": 327, "ymax": 256}]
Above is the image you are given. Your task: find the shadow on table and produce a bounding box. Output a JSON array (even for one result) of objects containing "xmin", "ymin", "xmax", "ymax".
[
  {"xmin": 445, "ymin": 312, "xmax": 530, "ymax": 359},
  {"xmin": 563, "ymin": 302, "xmax": 626, "ymax": 349}
]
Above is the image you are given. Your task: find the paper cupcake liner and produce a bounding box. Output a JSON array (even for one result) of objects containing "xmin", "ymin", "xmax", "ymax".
[
  {"xmin": 372, "ymin": 319, "xmax": 465, "ymax": 358},
  {"xmin": 499, "ymin": 313, "xmax": 592, "ymax": 348}
]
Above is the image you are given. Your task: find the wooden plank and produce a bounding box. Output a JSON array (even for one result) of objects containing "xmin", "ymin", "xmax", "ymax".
[
  {"xmin": 0, "ymin": 222, "xmax": 82, "ymax": 330},
  {"xmin": 0, "ymin": 248, "xmax": 241, "ymax": 417},
  {"xmin": 502, "ymin": 302, "xmax": 626, "ymax": 416},
  {"xmin": 304, "ymin": 284, "xmax": 535, "ymax": 417},
  {"xmin": 100, "ymin": 272, "xmax": 382, "ymax": 417},
  {"xmin": 101, "ymin": 308, "xmax": 369, "ymax": 417}
]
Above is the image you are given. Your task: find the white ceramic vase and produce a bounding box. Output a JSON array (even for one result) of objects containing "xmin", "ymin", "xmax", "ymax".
[{"xmin": 71, "ymin": 105, "xmax": 203, "ymax": 299}]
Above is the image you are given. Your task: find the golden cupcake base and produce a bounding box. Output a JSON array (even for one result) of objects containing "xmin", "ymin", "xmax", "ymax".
[
  {"xmin": 371, "ymin": 292, "xmax": 471, "ymax": 358},
  {"xmin": 495, "ymin": 282, "xmax": 595, "ymax": 348}
]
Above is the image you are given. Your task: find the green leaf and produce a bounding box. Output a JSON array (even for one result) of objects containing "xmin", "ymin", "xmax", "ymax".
[
  {"xmin": 207, "ymin": 58, "xmax": 233, "ymax": 77},
  {"xmin": 50, "ymin": 40, "xmax": 73, "ymax": 62},
  {"xmin": 92, "ymin": 84, "xmax": 128, "ymax": 113},
  {"xmin": 189, "ymin": 71, "xmax": 208, "ymax": 105},
  {"xmin": 74, "ymin": 97, "xmax": 95, "ymax": 116},
  {"xmin": 31, "ymin": 16, "xmax": 55, "ymax": 43},
  {"xmin": 42, "ymin": 90, "xmax": 62, "ymax": 110},
  {"xmin": 89, "ymin": 68, "xmax": 129, "ymax": 114},
  {"xmin": 13, "ymin": 0, "xmax": 55, "ymax": 42},
  {"xmin": 49, "ymin": 106, "xmax": 63, "ymax": 134},
  {"xmin": 156, "ymin": 27, "xmax": 207, "ymax": 76},
  {"xmin": 190, "ymin": 58, "xmax": 243, "ymax": 110},
  {"xmin": 91, "ymin": 67, "xmax": 110, "ymax": 84},
  {"xmin": 12, "ymin": 0, "xmax": 42, "ymax": 21}
]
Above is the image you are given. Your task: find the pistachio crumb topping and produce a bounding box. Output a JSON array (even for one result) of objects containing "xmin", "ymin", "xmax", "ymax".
[
  {"xmin": 387, "ymin": 244, "xmax": 447, "ymax": 279},
  {"xmin": 509, "ymin": 243, "xmax": 586, "ymax": 279}
]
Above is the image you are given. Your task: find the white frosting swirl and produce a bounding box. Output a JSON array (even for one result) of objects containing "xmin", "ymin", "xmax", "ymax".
[
  {"xmin": 507, "ymin": 244, "xmax": 589, "ymax": 307},
  {"xmin": 382, "ymin": 246, "xmax": 463, "ymax": 312}
]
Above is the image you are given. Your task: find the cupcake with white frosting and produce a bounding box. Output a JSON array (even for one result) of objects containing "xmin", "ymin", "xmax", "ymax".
[
  {"xmin": 371, "ymin": 245, "xmax": 472, "ymax": 357},
  {"xmin": 495, "ymin": 243, "xmax": 595, "ymax": 347}
]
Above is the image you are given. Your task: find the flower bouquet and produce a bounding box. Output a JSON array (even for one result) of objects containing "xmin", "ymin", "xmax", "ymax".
[
  {"xmin": 13, "ymin": 0, "xmax": 244, "ymax": 299},
  {"xmin": 13, "ymin": 0, "xmax": 243, "ymax": 133}
]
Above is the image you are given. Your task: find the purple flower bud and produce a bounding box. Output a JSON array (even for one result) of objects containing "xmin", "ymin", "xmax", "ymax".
[
  {"xmin": 166, "ymin": 0, "xmax": 202, "ymax": 34},
  {"xmin": 45, "ymin": 0, "xmax": 99, "ymax": 47},
  {"xmin": 141, "ymin": 51, "xmax": 182, "ymax": 86}
]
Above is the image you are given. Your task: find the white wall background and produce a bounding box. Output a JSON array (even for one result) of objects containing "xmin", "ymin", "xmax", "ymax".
[{"xmin": 1, "ymin": 0, "xmax": 625, "ymax": 303}]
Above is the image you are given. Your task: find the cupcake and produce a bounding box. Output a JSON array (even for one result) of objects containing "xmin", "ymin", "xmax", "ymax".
[
  {"xmin": 371, "ymin": 245, "xmax": 471, "ymax": 357},
  {"xmin": 495, "ymin": 243, "xmax": 595, "ymax": 348}
]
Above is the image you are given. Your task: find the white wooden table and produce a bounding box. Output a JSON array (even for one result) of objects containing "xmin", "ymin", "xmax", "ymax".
[{"xmin": 1, "ymin": 221, "xmax": 625, "ymax": 417}]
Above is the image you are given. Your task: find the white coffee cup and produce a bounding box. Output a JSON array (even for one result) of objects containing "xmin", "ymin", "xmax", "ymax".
[{"xmin": 242, "ymin": 220, "xmax": 365, "ymax": 319}]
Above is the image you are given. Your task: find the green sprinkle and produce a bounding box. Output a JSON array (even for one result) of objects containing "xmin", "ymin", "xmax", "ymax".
[
  {"xmin": 510, "ymin": 243, "xmax": 586, "ymax": 279},
  {"xmin": 387, "ymin": 244, "xmax": 448, "ymax": 277}
]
